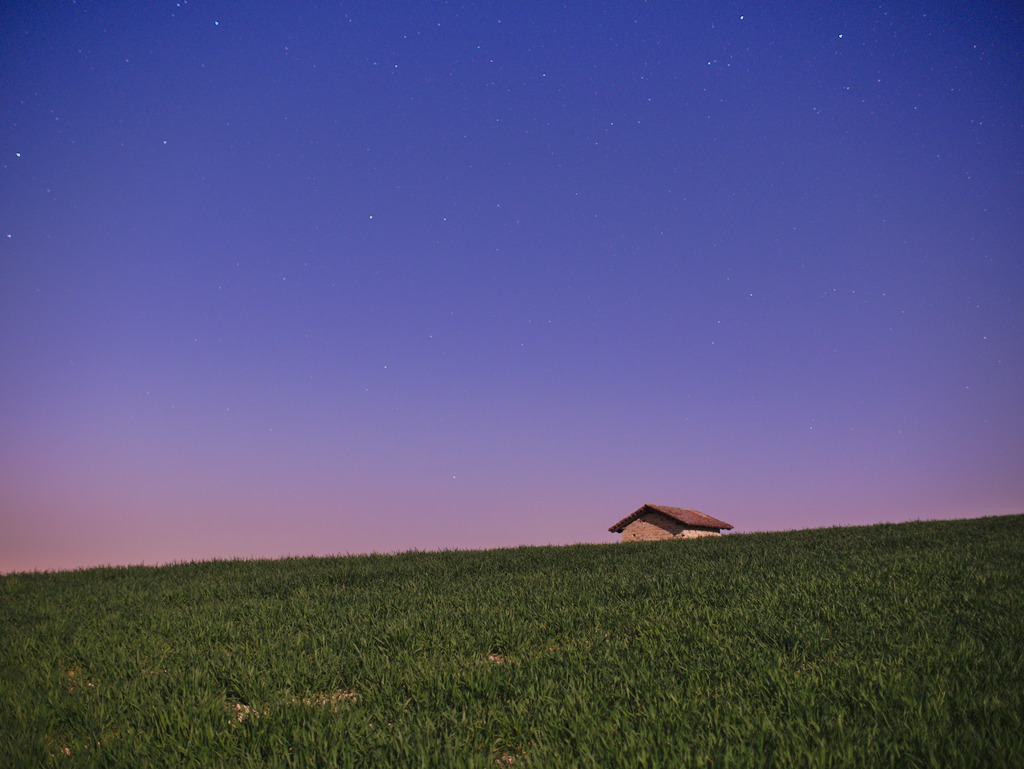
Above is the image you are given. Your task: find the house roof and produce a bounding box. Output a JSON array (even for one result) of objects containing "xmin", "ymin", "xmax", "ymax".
[{"xmin": 608, "ymin": 504, "xmax": 734, "ymax": 533}]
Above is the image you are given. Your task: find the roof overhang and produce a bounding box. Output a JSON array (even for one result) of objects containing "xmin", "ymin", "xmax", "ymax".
[{"xmin": 609, "ymin": 504, "xmax": 733, "ymax": 533}]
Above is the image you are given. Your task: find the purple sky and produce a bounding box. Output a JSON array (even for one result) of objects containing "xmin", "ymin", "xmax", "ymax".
[{"xmin": 2, "ymin": 1, "xmax": 1022, "ymax": 574}]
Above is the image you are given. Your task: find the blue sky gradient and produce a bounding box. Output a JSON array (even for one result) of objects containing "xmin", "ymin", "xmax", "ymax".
[{"xmin": 2, "ymin": 1, "xmax": 1022, "ymax": 572}]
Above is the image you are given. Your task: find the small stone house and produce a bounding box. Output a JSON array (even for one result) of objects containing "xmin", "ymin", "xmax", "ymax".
[{"xmin": 609, "ymin": 504, "xmax": 733, "ymax": 542}]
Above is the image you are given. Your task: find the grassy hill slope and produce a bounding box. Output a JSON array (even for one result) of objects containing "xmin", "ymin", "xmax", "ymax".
[{"xmin": 2, "ymin": 515, "xmax": 1022, "ymax": 767}]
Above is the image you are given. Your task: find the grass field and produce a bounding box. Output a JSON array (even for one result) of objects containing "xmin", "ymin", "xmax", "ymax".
[{"xmin": 2, "ymin": 515, "xmax": 1022, "ymax": 768}]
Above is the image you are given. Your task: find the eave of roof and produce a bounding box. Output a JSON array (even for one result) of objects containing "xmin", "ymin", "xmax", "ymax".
[{"xmin": 608, "ymin": 504, "xmax": 734, "ymax": 533}]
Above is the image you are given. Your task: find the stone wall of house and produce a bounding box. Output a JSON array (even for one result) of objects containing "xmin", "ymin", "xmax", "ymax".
[{"xmin": 620, "ymin": 512, "xmax": 722, "ymax": 542}]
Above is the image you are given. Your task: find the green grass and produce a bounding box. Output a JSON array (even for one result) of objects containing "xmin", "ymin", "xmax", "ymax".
[{"xmin": 2, "ymin": 515, "xmax": 1022, "ymax": 768}]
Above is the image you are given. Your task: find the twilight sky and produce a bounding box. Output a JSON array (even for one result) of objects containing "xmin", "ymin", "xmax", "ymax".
[{"xmin": 2, "ymin": 1, "xmax": 1022, "ymax": 573}]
